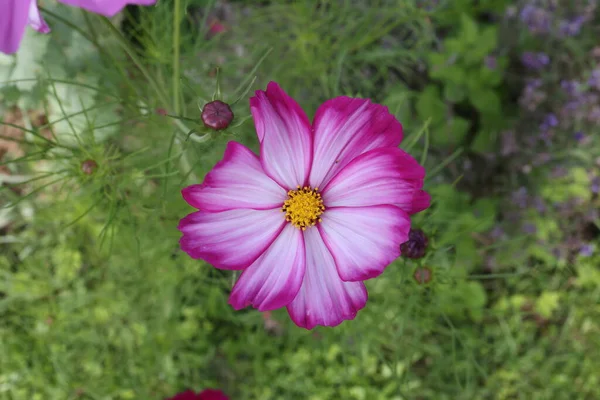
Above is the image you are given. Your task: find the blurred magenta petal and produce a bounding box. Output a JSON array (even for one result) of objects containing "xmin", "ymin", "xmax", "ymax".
[
  {"xmin": 57, "ymin": 0, "xmax": 157, "ymax": 17},
  {"xmin": 0, "ymin": 0, "xmax": 33, "ymax": 54},
  {"xmin": 198, "ymin": 389, "xmax": 229, "ymax": 400},
  {"xmin": 167, "ymin": 389, "xmax": 229, "ymax": 400},
  {"xmin": 28, "ymin": 0, "xmax": 50, "ymax": 33}
]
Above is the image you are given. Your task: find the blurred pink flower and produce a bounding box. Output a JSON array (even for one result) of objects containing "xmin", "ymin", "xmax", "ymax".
[
  {"xmin": 179, "ymin": 82, "xmax": 430, "ymax": 329},
  {"xmin": 0, "ymin": 0, "xmax": 156, "ymax": 54}
]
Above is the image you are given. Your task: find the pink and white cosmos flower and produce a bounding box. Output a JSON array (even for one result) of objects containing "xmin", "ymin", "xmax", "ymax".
[{"xmin": 178, "ymin": 82, "xmax": 430, "ymax": 329}]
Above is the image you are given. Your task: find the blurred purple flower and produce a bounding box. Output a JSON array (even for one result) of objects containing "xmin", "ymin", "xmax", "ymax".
[
  {"xmin": 592, "ymin": 176, "xmax": 600, "ymax": 194},
  {"xmin": 520, "ymin": 5, "xmax": 551, "ymax": 33},
  {"xmin": 588, "ymin": 69, "xmax": 600, "ymax": 90},
  {"xmin": 532, "ymin": 196, "xmax": 546, "ymax": 213},
  {"xmin": 574, "ymin": 131, "xmax": 586, "ymax": 142},
  {"xmin": 540, "ymin": 113, "xmax": 558, "ymax": 132},
  {"xmin": 561, "ymin": 80, "xmax": 580, "ymax": 97},
  {"xmin": 588, "ymin": 106, "xmax": 600, "ymax": 123},
  {"xmin": 559, "ymin": 16, "xmax": 585, "ymax": 37},
  {"xmin": 490, "ymin": 225, "xmax": 505, "ymax": 239},
  {"xmin": 501, "ymin": 131, "xmax": 518, "ymax": 156},
  {"xmin": 485, "ymin": 56, "xmax": 497, "ymax": 70},
  {"xmin": 579, "ymin": 244, "xmax": 595, "ymax": 257},
  {"xmin": 520, "ymin": 79, "xmax": 545, "ymax": 111},
  {"xmin": 521, "ymin": 52, "xmax": 550, "ymax": 70},
  {"xmin": 552, "ymin": 247, "xmax": 563, "ymax": 259},
  {"xmin": 522, "ymin": 222, "xmax": 537, "ymax": 234},
  {"xmin": 512, "ymin": 187, "xmax": 529, "ymax": 208},
  {"xmin": 551, "ymin": 166, "xmax": 568, "ymax": 179},
  {"xmin": 534, "ymin": 152, "xmax": 552, "ymax": 166}
]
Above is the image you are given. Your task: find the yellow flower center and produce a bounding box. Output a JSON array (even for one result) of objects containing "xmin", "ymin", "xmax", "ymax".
[{"xmin": 282, "ymin": 186, "xmax": 325, "ymax": 230}]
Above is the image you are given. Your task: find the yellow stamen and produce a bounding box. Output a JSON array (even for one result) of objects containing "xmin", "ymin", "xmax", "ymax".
[{"xmin": 281, "ymin": 186, "xmax": 325, "ymax": 229}]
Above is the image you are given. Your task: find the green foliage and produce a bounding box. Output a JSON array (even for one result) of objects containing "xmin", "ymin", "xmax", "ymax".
[{"xmin": 424, "ymin": 13, "xmax": 507, "ymax": 149}]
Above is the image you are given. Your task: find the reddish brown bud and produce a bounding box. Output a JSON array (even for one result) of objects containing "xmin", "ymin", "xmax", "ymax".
[
  {"xmin": 413, "ymin": 267, "xmax": 433, "ymax": 284},
  {"xmin": 155, "ymin": 108, "xmax": 167, "ymax": 116},
  {"xmin": 201, "ymin": 100, "xmax": 234, "ymax": 130},
  {"xmin": 401, "ymin": 228, "xmax": 429, "ymax": 259},
  {"xmin": 81, "ymin": 159, "xmax": 98, "ymax": 175}
]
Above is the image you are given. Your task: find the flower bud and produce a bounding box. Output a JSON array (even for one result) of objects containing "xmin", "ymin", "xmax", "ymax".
[
  {"xmin": 201, "ymin": 100, "xmax": 234, "ymax": 130},
  {"xmin": 401, "ymin": 228, "xmax": 429, "ymax": 259},
  {"xmin": 81, "ymin": 159, "xmax": 98, "ymax": 175},
  {"xmin": 413, "ymin": 267, "xmax": 433, "ymax": 284}
]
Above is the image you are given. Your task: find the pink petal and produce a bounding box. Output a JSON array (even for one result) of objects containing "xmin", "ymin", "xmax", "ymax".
[
  {"xmin": 28, "ymin": 0, "xmax": 50, "ymax": 34},
  {"xmin": 287, "ymin": 228, "xmax": 367, "ymax": 329},
  {"xmin": 57, "ymin": 0, "xmax": 156, "ymax": 17},
  {"xmin": 182, "ymin": 141, "xmax": 286, "ymax": 212},
  {"xmin": 0, "ymin": 0, "xmax": 32, "ymax": 54},
  {"xmin": 318, "ymin": 205, "xmax": 410, "ymax": 281},
  {"xmin": 229, "ymin": 224, "xmax": 306, "ymax": 311},
  {"xmin": 406, "ymin": 190, "xmax": 431, "ymax": 215},
  {"xmin": 178, "ymin": 208, "xmax": 285, "ymax": 270},
  {"xmin": 308, "ymin": 97, "xmax": 403, "ymax": 189},
  {"xmin": 322, "ymin": 147, "xmax": 431, "ymax": 214},
  {"xmin": 198, "ymin": 389, "xmax": 229, "ymax": 400},
  {"xmin": 250, "ymin": 82, "xmax": 312, "ymax": 189}
]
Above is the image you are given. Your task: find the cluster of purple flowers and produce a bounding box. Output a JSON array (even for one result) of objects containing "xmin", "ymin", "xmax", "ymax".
[
  {"xmin": 521, "ymin": 52, "xmax": 550, "ymax": 70},
  {"xmin": 588, "ymin": 69, "xmax": 600, "ymax": 90},
  {"xmin": 559, "ymin": 16, "xmax": 585, "ymax": 37},
  {"xmin": 494, "ymin": 1, "xmax": 600, "ymax": 270},
  {"xmin": 519, "ymin": 4, "xmax": 552, "ymax": 34},
  {"xmin": 518, "ymin": 2, "xmax": 591, "ymax": 37}
]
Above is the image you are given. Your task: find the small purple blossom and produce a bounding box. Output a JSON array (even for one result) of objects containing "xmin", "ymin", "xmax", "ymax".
[
  {"xmin": 561, "ymin": 80, "xmax": 580, "ymax": 97},
  {"xmin": 551, "ymin": 166, "xmax": 568, "ymax": 179},
  {"xmin": 559, "ymin": 16, "xmax": 585, "ymax": 37},
  {"xmin": 490, "ymin": 226, "xmax": 505, "ymax": 240},
  {"xmin": 521, "ymin": 52, "xmax": 550, "ymax": 70},
  {"xmin": 512, "ymin": 187, "xmax": 529, "ymax": 208},
  {"xmin": 485, "ymin": 56, "xmax": 497, "ymax": 70},
  {"xmin": 592, "ymin": 176, "xmax": 600, "ymax": 194},
  {"xmin": 574, "ymin": 131, "xmax": 586, "ymax": 142},
  {"xmin": 588, "ymin": 106, "xmax": 600, "ymax": 123},
  {"xmin": 519, "ymin": 5, "xmax": 552, "ymax": 33},
  {"xmin": 588, "ymin": 69, "xmax": 600, "ymax": 90},
  {"xmin": 501, "ymin": 131, "xmax": 518, "ymax": 156},
  {"xmin": 522, "ymin": 222, "xmax": 537, "ymax": 234},
  {"xmin": 534, "ymin": 152, "xmax": 552, "ymax": 165},
  {"xmin": 540, "ymin": 113, "xmax": 558, "ymax": 131},
  {"xmin": 552, "ymin": 247, "xmax": 563, "ymax": 259},
  {"xmin": 539, "ymin": 130, "xmax": 553, "ymax": 146},
  {"xmin": 532, "ymin": 196, "xmax": 546, "ymax": 213},
  {"xmin": 520, "ymin": 79, "xmax": 545, "ymax": 111},
  {"xmin": 579, "ymin": 244, "xmax": 595, "ymax": 257}
]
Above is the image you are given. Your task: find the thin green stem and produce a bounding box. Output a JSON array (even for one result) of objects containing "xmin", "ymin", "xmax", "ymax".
[
  {"xmin": 98, "ymin": 15, "xmax": 201, "ymax": 181},
  {"xmin": 99, "ymin": 17, "xmax": 169, "ymax": 106},
  {"xmin": 173, "ymin": 0, "xmax": 181, "ymax": 114}
]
